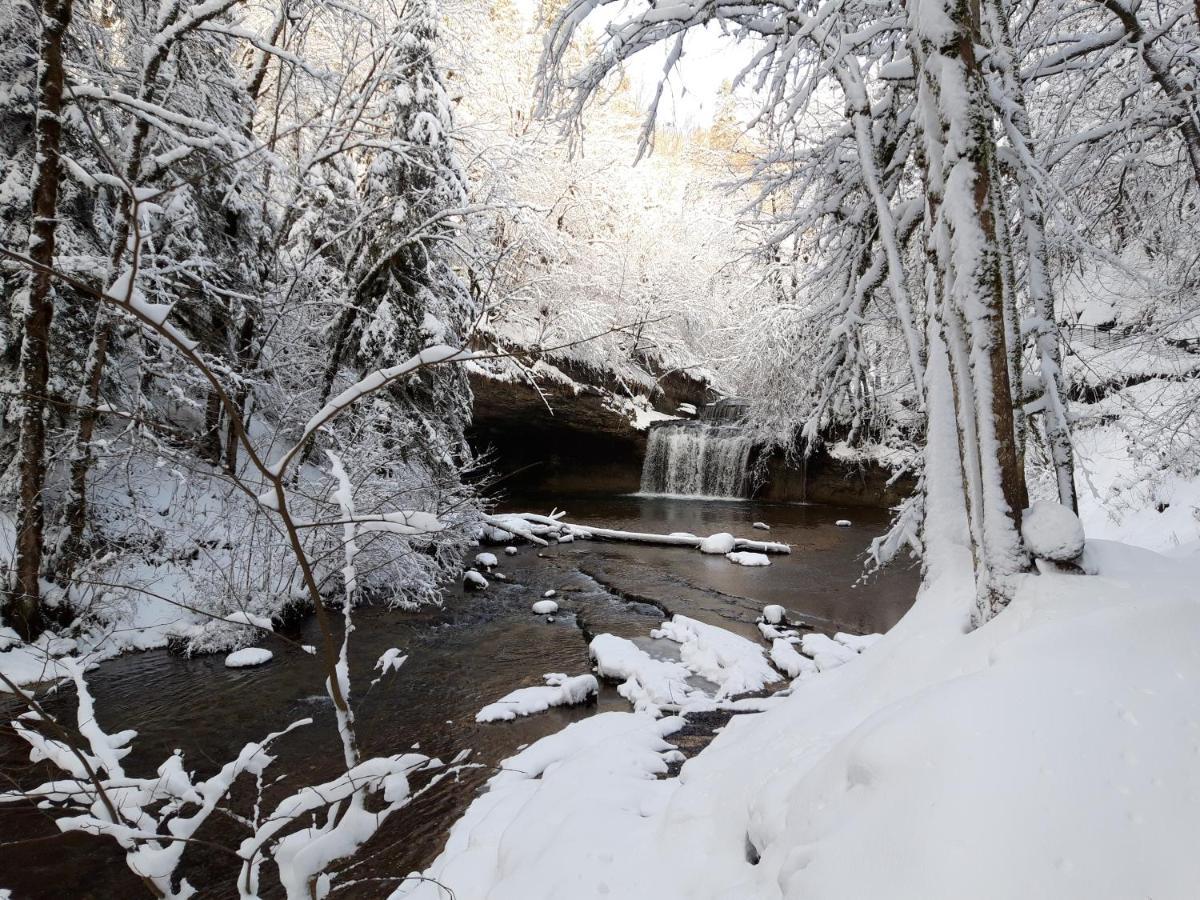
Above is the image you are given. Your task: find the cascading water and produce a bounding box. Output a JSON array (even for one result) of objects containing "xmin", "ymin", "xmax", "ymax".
[{"xmin": 640, "ymin": 423, "xmax": 754, "ymax": 497}]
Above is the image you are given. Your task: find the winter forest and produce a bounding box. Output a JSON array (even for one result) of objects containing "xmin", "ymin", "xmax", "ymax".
[{"xmin": 1, "ymin": 0, "xmax": 1199, "ymax": 893}]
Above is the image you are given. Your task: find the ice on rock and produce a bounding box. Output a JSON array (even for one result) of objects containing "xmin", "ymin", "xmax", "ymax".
[
  {"xmin": 1022, "ymin": 501, "xmax": 1085, "ymax": 562},
  {"xmin": 762, "ymin": 604, "xmax": 787, "ymax": 625},
  {"xmin": 800, "ymin": 633, "xmax": 858, "ymax": 671},
  {"xmin": 727, "ymin": 551, "xmax": 771, "ymax": 567},
  {"xmin": 699, "ymin": 532, "xmax": 736, "ymax": 554},
  {"xmin": 475, "ymin": 674, "xmax": 598, "ymax": 723},
  {"xmin": 464, "ymin": 569, "xmax": 488, "ymax": 590},
  {"xmin": 224, "ymin": 648, "xmax": 272, "ymax": 668},
  {"xmin": 474, "ymin": 552, "xmax": 498, "ymax": 569},
  {"xmin": 532, "ymin": 599, "xmax": 558, "ymax": 614},
  {"xmin": 752, "ymin": 521, "xmax": 771, "ymax": 530}
]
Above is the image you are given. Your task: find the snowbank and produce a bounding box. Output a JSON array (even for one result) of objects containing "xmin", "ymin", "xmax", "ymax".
[
  {"xmin": 398, "ymin": 541, "xmax": 1200, "ymax": 899},
  {"xmin": 475, "ymin": 674, "xmax": 598, "ymax": 723}
]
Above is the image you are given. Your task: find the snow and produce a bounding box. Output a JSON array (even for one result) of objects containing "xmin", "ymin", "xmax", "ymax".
[
  {"xmin": 835, "ymin": 519, "xmax": 852, "ymax": 527},
  {"xmin": 224, "ymin": 647, "xmax": 273, "ymax": 668},
  {"xmin": 474, "ymin": 552, "xmax": 498, "ymax": 569},
  {"xmin": 393, "ymin": 713, "xmax": 685, "ymax": 900},
  {"xmin": 589, "ymin": 633, "xmax": 709, "ymax": 715},
  {"xmin": 651, "ymin": 615, "xmax": 781, "ymax": 698},
  {"xmin": 762, "ymin": 604, "xmax": 787, "ymax": 625},
  {"xmin": 699, "ymin": 532, "xmax": 736, "ymax": 554},
  {"xmin": 399, "ymin": 543, "xmax": 1200, "ymax": 900},
  {"xmin": 726, "ymin": 550, "xmax": 770, "ymax": 566},
  {"xmin": 752, "ymin": 521, "xmax": 770, "ymax": 530},
  {"xmin": 770, "ymin": 638, "xmax": 817, "ymax": 679},
  {"xmin": 504, "ymin": 546, "xmax": 518, "ymax": 555},
  {"xmin": 222, "ymin": 610, "xmax": 273, "ymax": 630},
  {"xmin": 1022, "ymin": 501, "xmax": 1085, "ymax": 561},
  {"xmin": 531, "ymin": 599, "xmax": 558, "ymax": 614},
  {"xmin": 542, "ymin": 589, "xmax": 556, "ymax": 598},
  {"xmin": 463, "ymin": 569, "xmax": 488, "ymax": 590},
  {"xmin": 799, "ymin": 633, "xmax": 858, "ymax": 671},
  {"xmin": 475, "ymin": 674, "xmax": 598, "ymax": 722},
  {"xmin": 834, "ymin": 632, "xmax": 883, "ymax": 653}
]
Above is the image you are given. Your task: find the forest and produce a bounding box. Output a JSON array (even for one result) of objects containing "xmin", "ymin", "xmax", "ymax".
[{"xmin": 0, "ymin": 0, "xmax": 1198, "ymax": 895}]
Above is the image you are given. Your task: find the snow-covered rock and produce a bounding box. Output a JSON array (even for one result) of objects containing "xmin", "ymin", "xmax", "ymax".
[
  {"xmin": 1022, "ymin": 501, "xmax": 1085, "ymax": 561},
  {"xmin": 699, "ymin": 532, "xmax": 736, "ymax": 554},
  {"xmin": 464, "ymin": 569, "xmax": 488, "ymax": 590},
  {"xmin": 504, "ymin": 546, "xmax": 519, "ymax": 556},
  {"xmin": 476, "ymin": 674, "xmax": 598, "ymax": 723},
  {"xmin": 835, "ymin": 519, "xmax": 852, "ymax": 527},
  {"xmin": 771, "ymin": 638, "xmax": 817, "ymax": 679},
  {"xmin": 532, "ymin": 599, "xmax": 559, "ymax": 615},
  {"xmin": 726, "ymin": 551, "xmax": 770, "ymax": 567},
  {"xmin": 474, "ymin": 552, "xmax": 498, "ymax": 569},
  {"xmin": 652, "ymin": 615, "xmax": 781, "ymax": 698},
  {"xmin": 800, "ymin": 633, "xmax": 858, "ymax": 671},
  {"xmin": 224, "ymin": 648, "xmax": 272, "ymax": 668},
  {"xmin": 543, "ymin": 589, "xmax": 556, "ymax": 598},
  {"xmin": 762, "ymin": 604, "xmax": 787, "ymax": 625},
  {"xmin": 589, "ymin": 634, "xmax": 708, "ymax": 715}
]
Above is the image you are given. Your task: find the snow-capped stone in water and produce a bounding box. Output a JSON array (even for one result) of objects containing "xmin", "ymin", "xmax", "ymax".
[
  {"xmin": 532, "ymin": 599, "xmax": 559, "ymax": 615},
  {"xmin": 1022, "ymin": 501, "xmax": 1085, "ymax": 561},
  {"xmin": 474, "ymin": 552, "xmax": 498, "ymax": 569},
  {"xmin": 464, "ymin": 569, "xmax": 488, "ymax": 590},
  {"xmin": 504, "ymin": 546, "xmax": 518, "ymax": 556},
  {"xmin": 752, "ymin": 521, "xmax": 770, "ymax": 531},
  {"xmin": 543, "ymin": 589, "xmax": 556, "ymax": 598},
  {"xmin": 727, "ymin": 551, "xmax": 771, "ymax": 567},
  {"xmin": 762, "ymin": 604, "xmax": 787, "ymax": 625},
  {"xmin": 835, "ymin": 519, "xmax": 852, "ymax": 527},
  {"xmin": 224, "ymin": 648, "xmax": 272, "ymax": 668},
  {"xmin": 699, "ymin": 532, "xmax": 736, "ymax": 554},
  {"xmin": 494, "ymin": 572, "xmax": 508, "ymax": 581}
]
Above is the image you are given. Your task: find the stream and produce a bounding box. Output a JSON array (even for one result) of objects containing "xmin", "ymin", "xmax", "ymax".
[{"xmin": 0, "ymin": 494, "xmax": 918, "ymax": 899}]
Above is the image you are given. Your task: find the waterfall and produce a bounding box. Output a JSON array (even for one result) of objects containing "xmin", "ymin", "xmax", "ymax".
[{"xmin": 640, "ymin": 423, "xmax": 753, "ymax": 498}]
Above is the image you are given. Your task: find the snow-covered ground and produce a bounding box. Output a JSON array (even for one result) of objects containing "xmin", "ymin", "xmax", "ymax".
[{"xmin": 395, "ymin": 539, "xmax": 1200, "ymax": 899}]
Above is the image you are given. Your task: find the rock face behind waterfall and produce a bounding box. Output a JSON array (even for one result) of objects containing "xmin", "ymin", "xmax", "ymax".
[{"xmin": 640, "ymin": 423, "xmax": 753, "ymax": 497}]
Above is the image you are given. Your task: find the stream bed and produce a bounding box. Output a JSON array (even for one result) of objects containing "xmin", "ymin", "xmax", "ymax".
[{"xmin": 0, "ymin": 495, "xmax": 918, "ymax": 899}]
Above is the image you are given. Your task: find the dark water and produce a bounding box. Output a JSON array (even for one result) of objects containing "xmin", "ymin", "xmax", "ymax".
[{"xmin": 0, "ymin": 494, "xmax": 917, "ymax": 899}]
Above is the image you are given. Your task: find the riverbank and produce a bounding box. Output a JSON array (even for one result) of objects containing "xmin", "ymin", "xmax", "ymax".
[{"xmin": 0, "ymin": 495, "xmax": 916, "ymax": 898}]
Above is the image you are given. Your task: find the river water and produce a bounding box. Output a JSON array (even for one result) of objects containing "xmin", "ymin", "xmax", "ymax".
[{"xmin": 0, "ymin": 494, "xmax": 918, "ymax": 899}]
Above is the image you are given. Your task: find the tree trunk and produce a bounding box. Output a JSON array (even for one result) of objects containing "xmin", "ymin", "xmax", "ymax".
[
  {"xmin": 911, "ymin": 0, "xmax": 1029, "ymax": 624},
  {"xmin": 8, "ymin": 0, "xmax": 75, "ymax": 637},
  {"xmin": 225, "ymin": 314, "xmax": 256, "ymax": 473}
]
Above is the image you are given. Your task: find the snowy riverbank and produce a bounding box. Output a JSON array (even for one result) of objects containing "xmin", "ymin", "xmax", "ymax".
[{"xmin": 394, "ymin": 538, "xmax": 1200, "ymax": 899}]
